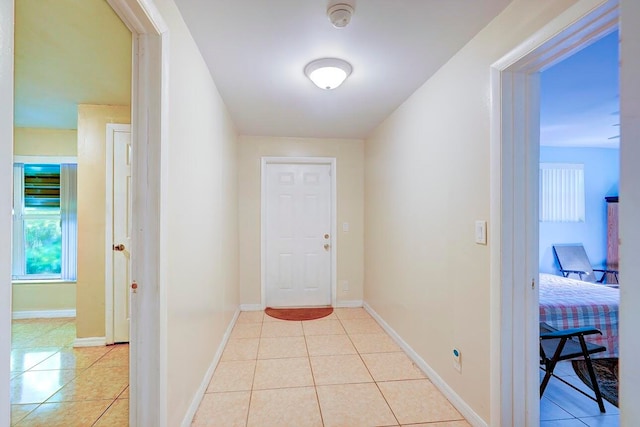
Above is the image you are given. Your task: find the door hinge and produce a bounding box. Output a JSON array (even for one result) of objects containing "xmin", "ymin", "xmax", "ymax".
[{"xmin": 531, "ymin": 278, "xmax": 536, "ymax": 289}]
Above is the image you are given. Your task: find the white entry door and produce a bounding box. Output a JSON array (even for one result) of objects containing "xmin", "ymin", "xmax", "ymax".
[
  {"xmin": 265, "ymin": 162, "xmax": 332, "ymax": 307},
  {"xmin": 107, "ymin": 124, "xmax": 132, "ymax": 343}
]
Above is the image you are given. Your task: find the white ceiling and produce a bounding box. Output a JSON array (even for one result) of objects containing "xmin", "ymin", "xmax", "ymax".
[{"xmin": 173, "ymin": 0, "xmax": 511, "ymax": 139}]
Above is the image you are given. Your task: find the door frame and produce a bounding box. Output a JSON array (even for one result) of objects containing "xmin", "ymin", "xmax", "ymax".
[
  {"xmin": 105, "ymin": 123, "xmax": 132, "ymax": 345},
  {"xmin": 261, "ymin": 157, "xmax": 337, "ymax": 309},
  {"xmin": 489, "ymin": 0, "xmax": 618, "ymax": 425},
  {"xmin": 105, "ymin": 1, "xmax": 168, "ymax": 425}
]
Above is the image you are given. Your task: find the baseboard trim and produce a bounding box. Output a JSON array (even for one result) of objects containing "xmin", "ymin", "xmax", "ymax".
[
  {"xmin": 239, "ymin": 304, "xmax": 262, "ymax": 311},
  {"xmin": 73, "ymin": 337, "xmax": 106, "ymax": 347},
  {"xmin": 181, "ymin": 307, "xmax": 241, "ymax": 427},
  {"xmin": 363, "ymin": 302, "xmax": 487, "ymax": 427},
  {"xmin": 12, "ymin": 309, "xmax": 76, "ymax": 319},
  {"xmin": 334, "ymin": 300, "xmax": 363, "ymax": 308}
]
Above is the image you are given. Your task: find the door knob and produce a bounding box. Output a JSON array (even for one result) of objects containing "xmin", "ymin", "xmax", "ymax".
[
  {"xmin": 324, "ymin": 243, "xmax": 330, "ymax": 251},
  {"xmin": 113, "ymin": 244, "xmax": 125, "ymax": 251},
  {"xmin": 324, "ymin": 233, "xmax": 330, "ymax": 239}
]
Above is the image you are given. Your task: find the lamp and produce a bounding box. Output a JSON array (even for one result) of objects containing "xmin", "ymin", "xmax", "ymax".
[{"xmin": 304, "ymin": 58, "xmax": 352, "ymax": 90}]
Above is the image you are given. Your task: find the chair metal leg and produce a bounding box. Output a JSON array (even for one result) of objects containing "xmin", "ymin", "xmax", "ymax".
[
  {"xmin": 540, "ymin": 338, "xmax": 567, "ymax": 397},
  {"xmin": 578, "ymin": 335, "xmax": 606, "ymax": 413}
]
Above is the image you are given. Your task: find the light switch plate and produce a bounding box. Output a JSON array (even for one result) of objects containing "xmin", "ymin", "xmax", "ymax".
[
  {"xmin": 342, "ymin": 222, "xmax": 350, "ymax": 232},
  {"xmin": 475, "ymin": 220, "xmax": 487, "ymax": 245}
]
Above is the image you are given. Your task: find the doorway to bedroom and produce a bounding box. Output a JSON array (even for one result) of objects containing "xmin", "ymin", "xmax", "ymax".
[{"xmin": 537, "ymin": 27, "xmax": 621, "ymax": 425}]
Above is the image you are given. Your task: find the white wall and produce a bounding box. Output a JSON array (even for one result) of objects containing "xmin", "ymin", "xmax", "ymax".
[
  {"xmin": 364, "ymin": 1, "xmax": 580, "ymax": 423},
  {"xmin": 237, "ymin": 136, "xmax": 364, "ymax": 306},
  {"xmin": 619, "ymin": 0, "xmax": 640, "ymax": 422},
  {"xmin": 0, "ymin": 0, "xmax": 14, "ymax": 424},
  {"xmin": 153, "ymin": 1, "xmax": 239, "ymax": 425}
]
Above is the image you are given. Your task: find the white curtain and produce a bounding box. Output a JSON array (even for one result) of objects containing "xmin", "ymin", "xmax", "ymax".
[{"xmin": 60, "ymin": 164, "xmax": 77, "ymax": 280}]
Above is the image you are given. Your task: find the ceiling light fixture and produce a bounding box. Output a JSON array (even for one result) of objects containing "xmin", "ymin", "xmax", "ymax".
[{"xmin": 304, "ymin": 58, "xmax": 352, "ymax": 90}]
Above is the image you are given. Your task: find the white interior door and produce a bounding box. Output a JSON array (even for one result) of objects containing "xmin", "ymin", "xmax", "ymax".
[
  {"xmin": 265, "ymin": 162, "xmax": 332, "ymax": 307},
  {"xmin": 110, "ymin": 124, "xmax": 132, "ymax": 343}
]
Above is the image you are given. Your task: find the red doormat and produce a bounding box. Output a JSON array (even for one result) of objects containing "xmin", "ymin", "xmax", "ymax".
[{"xmin": 265, "ymin": 307, "xmax": 333, "ymax": 321}]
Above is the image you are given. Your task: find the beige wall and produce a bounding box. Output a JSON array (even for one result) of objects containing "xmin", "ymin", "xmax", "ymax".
[
  {"xmin": 12, "ymin": 282, "xmax": 76, "ymax": 312},
  {"xmin": 12, "ymin": 127, "xmax": 78, "ymax": 314},
  {"xmin": 238, "ymin": 136, "xmax": 365, "ymax": 306},
  {"xmin": 76, "ymin": 104, "xmax": 130, "ymax": 338},
  {"xmin": 14, "ymin": 127, "xmax": 77, "ymax": 156},
  {"xmin": 364, "ymin": 0, "xmax": 578, "ymax": 423},
  {"xmin": 154, "ymin": 0, "xmax": 239, "ymax": 425}
]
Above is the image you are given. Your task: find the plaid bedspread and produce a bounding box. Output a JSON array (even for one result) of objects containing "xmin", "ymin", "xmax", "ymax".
[{"xmin": 539, "ymin": 273, "xmax": 619, "ymax": 358}]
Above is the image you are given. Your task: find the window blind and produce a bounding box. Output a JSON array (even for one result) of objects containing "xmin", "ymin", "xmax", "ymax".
[{"xmin": 539, "ymin": 163, "xmax": 585, "ymax": 222}]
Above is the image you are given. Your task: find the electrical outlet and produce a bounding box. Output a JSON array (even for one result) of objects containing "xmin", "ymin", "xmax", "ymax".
[
  {"xmin": 452, "ymin": 348, "xmax": 462, "ymax": 372},
  {"xmin": 341, "ymin": 280, "xmax": 349, "ymax": 292}
]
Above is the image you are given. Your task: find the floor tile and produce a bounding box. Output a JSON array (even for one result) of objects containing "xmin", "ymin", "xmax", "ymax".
[
  {"xmin": 334, "ymin": 308, "xmax": 371, "ymax": 320},
  {"xmin": 207, "ymin": 360, "xmax": 256, "ymax": 392},
  {"xmin": 93, "ymin": 399, "xmax": 129, "ymax": 426},
  {"xmin": 237, "ymin": 311, "xmax": 265, "ymax": 324},
  {"xmin": 14, "ymin": 400, "xmax": 112, "ymax": 427},
  {"xmin": 541, "ymin": 396, "xmax": 575, "ymax": 421},
  {"xmin": 378, "ymin": 379, "xmax": 463, "ymax": 425},
  {"xmin": 118, "ymin": 386, "xmax": 129, "ymax": 399},
  {"xmin": 191, "ymin": 392, "xmax": 250, "ymax": 427},
  {"xmin": 92, "ymin": 344, "xmax": 129, "ymax": 368},
  {"xmin": 11, "ymin": 348, "xmax": 60, "ymax": 372},
  {"xmin": 253, "ymin": 357, "xmax": 314, "ymax": 390},
  {"xmin": 231, "ymin": 323, "xmax": 262, "ymax": 339},
  {"xmin": 540, "ymin": 419, "xmax": 589, "ymax": 427},
  {"xmin": 46, "ymin": 365, "xmax": 128, "ymax": 402},
  {"xmin": 316, "ymin": 382, "xmax": 398, "ymax": 427},
  {"xmin": 247, "ymin": 387, "xmax": 322, "ymax": 427},
  {"xmin": 30, "ymin": 346, "xmax": 111, "ymax": 371},
  {"xmin": 222, "ymin": 338, "xmax": 260, "ymax": 361},
  {"xmin": 340, "ymin": 318, "xmax": 384, "ymax": 335},
  {"xmin": 11, "ymin": 404, "xmax": 39, "ymax": 426},
  {"xmin": 309, "ymin": 354, "xmax": 373, "ymax": 385},
  {"xmin": 361, "ymin": 352, "xmax": 426, "ymax": 381},
  {"xmin": 543, "ymin": 376, "xmax": 618, "ymax": 417},
  {"xmin": 10, "ymin": 370, "xmax": 77, "ymax": 404},
  {"xmin": 305, "ymin": 334, "xmax": 356, "ymax": 356},
  {"xmin": 401, "ymin": 421, "xmax": 471, "ymax": 427},
  {"xmin": 579, "ymin": 414, "xmax": 620, "ymax": 427},
  {"xmin": 24, "ymin": 324, "xmax": 76, "ymax": 348},
  {"xmin": 258, "ymin": 336, "xmax": 307, "ymax": 359},
  {"xmin": 260, "ymin": 321, "xmax": 303, "ymax": 338},
  {"xmin": 349, "ymin": 333, "xmax": 401, "ymax": 354},
  {"xmin": 302, "ymin": 319, "xmax": 345, "ymax": 336}
]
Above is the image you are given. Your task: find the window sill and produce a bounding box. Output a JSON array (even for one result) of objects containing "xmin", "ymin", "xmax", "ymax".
[{"xmin": 12, "ymin": 279, "xmax": 77, "ymax": 285}]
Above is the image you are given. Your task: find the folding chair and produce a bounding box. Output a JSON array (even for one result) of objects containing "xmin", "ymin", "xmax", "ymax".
[
  {"xmin": 552, "ymin": 244, "xmax": 618, "ymax": 284},
  {"xmin": 539, "ymin": 322, "xmax": 607, "ymax": 412}
]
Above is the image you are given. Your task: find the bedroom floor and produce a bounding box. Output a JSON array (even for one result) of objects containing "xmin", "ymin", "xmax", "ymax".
[
  {"xmin": 10, "ymin": 318, "xmax": 129, "ymax": 426},
  {"xmin": 541, "ymin": 360, "xmax": 619, "ymax": 426}
]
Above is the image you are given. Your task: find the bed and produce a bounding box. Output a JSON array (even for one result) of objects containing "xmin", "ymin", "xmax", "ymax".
[{"xmin": 539, "ymin": 273, "xmax": 619, "ymax": 358}]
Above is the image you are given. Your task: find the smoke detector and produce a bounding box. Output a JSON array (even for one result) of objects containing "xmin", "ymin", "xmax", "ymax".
[{"xmin": 327, "ymin": 3, "xmax": 354, "ymax": 28}]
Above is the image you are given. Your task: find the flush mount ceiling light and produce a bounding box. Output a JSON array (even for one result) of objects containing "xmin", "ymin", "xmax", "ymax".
[{"xmin": 304, "ymin": 58, "xmax": 352, "ymax": 90}]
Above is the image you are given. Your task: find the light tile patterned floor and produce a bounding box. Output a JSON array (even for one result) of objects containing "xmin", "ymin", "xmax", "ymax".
[
  {"xmin": 540, "ymin": 360, "xmax": 619, "ymax": 426},
  {"xmin": 10, "ymin": 318, "xmax": 129, "ymax": 426},
  {"xmin": 192, "ymin": 308, "xmax": 470, "ymax": 427}
]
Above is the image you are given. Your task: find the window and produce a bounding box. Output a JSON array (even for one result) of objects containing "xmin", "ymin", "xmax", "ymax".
[
  {"xmin": 12, "ymin": 161, "xmax": 77, "ymax": 281},
  {"xmin": 539, "ymin": 163, "xmax": 585, "ymax": 222}
]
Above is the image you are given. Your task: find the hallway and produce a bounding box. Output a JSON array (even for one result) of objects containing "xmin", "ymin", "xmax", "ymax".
[{"xmin": 192, "ymin": 307, "xmax": 470, "ymax": 427}]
